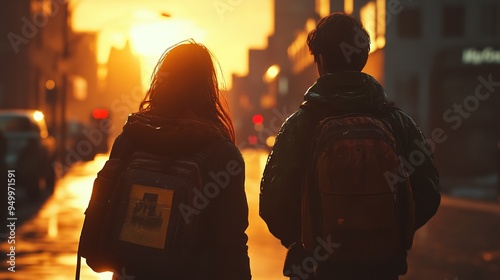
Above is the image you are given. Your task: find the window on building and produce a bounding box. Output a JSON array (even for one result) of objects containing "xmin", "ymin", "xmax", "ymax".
[
  {"xmin": 316, "ymin": 0, "xmax": 330, "ymax": 18},
  {"xmin": 360, "ymin": 0, "xmax": 386, "ymax": 51},
  {"xmin": 344, "ymin": 0, "xmax": 354, "ymax": 15},
  {"xmin": 397, "ymin": 9, "xmax": 422, "ymax": 38},
  {"xmin": 442, "ymin": 5, "xmax": 465, "ymax": 37},
  {"xmin": 481, "ymin": 3, "xmax": 498, "ymax": 37},
  {"xmin": 31, "ymin": 0, "xmax": 53, "ymax": 16},
  {"xmin": 360, "ymin": 1, "xmax": 376, "ymax": 52}
]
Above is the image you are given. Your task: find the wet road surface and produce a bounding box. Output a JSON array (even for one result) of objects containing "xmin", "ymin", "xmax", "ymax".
[{"xmin": 0, "ymin": 150, "xmax": 498, "ymax": 279}]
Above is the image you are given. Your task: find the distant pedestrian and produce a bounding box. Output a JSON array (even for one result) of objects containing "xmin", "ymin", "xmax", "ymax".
[{"xmin": 260, "ymin": 12, "xmax": 440, "ymax": 280}]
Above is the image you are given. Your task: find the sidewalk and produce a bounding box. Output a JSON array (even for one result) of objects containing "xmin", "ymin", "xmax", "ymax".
[
  {"xmin": 403, "ymin": 193, "xmax": 500, "ymax": 280},
  {"xmin": 441, "ymin": 174, "xmax": 499, "ymax": 202}
]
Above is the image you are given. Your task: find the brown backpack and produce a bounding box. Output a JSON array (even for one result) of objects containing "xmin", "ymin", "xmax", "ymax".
[{"xmin": 301, "ymin": 113, "xmax": 415, "ymax": 263}]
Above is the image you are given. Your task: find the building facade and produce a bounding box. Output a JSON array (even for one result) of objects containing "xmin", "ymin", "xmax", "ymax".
[
  {"xmin": 1, "ymin": 0, "xmax": 68, "ymax": 114},
  {"xmin": 1, "ymin": 1, "xmax": 109, "ymax": 161},
  {"xmin": 229, "ymin": 0, "xmax": 317, "ymax": 147},
  {"xmin": 103, "ymin": 41, "xmax": 142, "ymax": 140},
  {"xmin": 384, "ymin": 0, "xmax": 500, "ymax": 182}
]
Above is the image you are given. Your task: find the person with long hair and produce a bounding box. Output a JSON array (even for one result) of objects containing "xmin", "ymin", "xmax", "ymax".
[{"xmin": 108, "ymin": 39, "xmax": 251, "ymax": 279}]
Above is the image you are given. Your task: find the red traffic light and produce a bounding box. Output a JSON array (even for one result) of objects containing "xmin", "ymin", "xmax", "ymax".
[
  {"xmin": 92, "ymin": 108, "xmax": 109, "ymax": 119},
  {"xmin": 248, "ymin": 135, "xmax": 258, "ymax": 145},
  {"xmin": 252, "ymin": 114, "xmax": 264, "ymax": 125}
]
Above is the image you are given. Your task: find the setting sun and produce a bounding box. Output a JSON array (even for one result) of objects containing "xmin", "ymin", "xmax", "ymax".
[
  {"xmin": 72, "ymin": 1, "xmax": 272, "ymax": 90},
  {"xmin": 129, "ymin": 19, "xmax": 206, "ymax": 89},
  {"xmin": 130, "ymin": 19, "xmax": 206, "ymax": 57}
]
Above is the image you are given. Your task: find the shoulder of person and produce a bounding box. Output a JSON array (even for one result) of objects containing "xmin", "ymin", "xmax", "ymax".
[
  {"xmin": 109, "ymin": 133, "xmax": 136, "ymax": 160},
  {"xmin": 381, "ymin": 106, "xmax": 420, "ymax": 132},
  {"xmin": 204, "ymin": 139, "xmax": 244, "ymax": 165},
  {"xmin": 278, "ymin": 103, "xmax": 318, "ymax": 132},
  {"xmin": 382, "ymin": 108, "xmax": 430, "ymax": 156},
  {"xmin": 200, "ymin": 139, "xmax": 245, "ymax": 184}
]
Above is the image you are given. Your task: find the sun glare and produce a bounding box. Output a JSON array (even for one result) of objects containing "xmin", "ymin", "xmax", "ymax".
[
  {"xmin": 130, "ymin": 19, "xmax": 206, "ymax": 58},
  {"xmin": 130, "ymin": 19, "xmax": 206, "ymax": 90}
]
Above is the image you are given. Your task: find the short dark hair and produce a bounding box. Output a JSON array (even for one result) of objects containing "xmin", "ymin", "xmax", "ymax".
[{"xmin": 307, "ymin": 12, "xmax": 371, "ymax": 73}]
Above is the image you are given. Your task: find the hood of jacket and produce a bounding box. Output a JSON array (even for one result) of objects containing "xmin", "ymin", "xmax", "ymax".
[
  {"xmin": 304, "ymin": 71, "xmax": 389, "ymax": 114},
  {"xmin": 121, "ymin": 112, "xmax": 226, "ymax": 154}
]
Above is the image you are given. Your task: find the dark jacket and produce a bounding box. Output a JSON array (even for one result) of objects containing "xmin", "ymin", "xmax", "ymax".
[
  {"xmin": 259, "ymin": 72, "xmax": 440, "ymax": 276},
  {"xmin": 109, "ymin": 113, "xmax": 251, "ymax": 280}
]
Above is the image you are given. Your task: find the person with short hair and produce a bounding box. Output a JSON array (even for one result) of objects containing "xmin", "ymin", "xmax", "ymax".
[{"xmin": 260, "ymin": 12, "xmax": 440, "ymax": 280}]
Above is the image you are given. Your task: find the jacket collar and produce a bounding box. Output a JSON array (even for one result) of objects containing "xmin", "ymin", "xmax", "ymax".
[{"xmin": 304, "ymin": 71, "xmax": 388, "ymax": 114}]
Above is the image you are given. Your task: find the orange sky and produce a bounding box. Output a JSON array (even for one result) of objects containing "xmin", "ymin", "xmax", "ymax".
[{"xmin": 72, "ymin": 0, "xmax": 273, "ymax": 88}]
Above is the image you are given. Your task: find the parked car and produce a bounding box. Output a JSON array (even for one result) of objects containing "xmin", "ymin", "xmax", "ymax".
[{"xmin": 0, "ymin": 110, "xmax": 56, "ymax": 198}]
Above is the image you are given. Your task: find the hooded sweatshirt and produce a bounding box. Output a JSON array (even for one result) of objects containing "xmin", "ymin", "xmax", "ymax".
[{"xmin": 260, "ymin": 71, "xmax": 440, "ymax": 277}]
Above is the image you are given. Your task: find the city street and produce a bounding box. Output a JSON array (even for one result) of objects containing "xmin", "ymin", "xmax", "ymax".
[{"xmin": 0, "ymin": 149, "xmax": 499, "ymax": 280}]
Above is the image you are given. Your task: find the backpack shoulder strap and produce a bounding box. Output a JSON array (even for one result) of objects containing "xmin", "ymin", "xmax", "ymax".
[
  {"xmin": 75, "ymin": 255, "xmax": 81, "ymax": 280},
  {"xmin": 195, "ymin": 138, "xmax": 230, "ymax": 160},
  {"xmin": 300, "ymin": 100, "xmax": 333, "ymax": 123},
  {"xmin": 76, "ymin": 134, "xmax": 133, "ymax": 280}
]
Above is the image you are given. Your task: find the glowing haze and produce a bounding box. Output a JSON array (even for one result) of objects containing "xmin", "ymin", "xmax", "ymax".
[{"xmin": 72, "ymin": 0, "xmax": 272, "ymax": 88}]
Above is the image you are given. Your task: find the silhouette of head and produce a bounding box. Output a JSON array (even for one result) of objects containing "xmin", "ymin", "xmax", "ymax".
[
  {"xmin": 140, "ymin": 39, "xmax": 235, "ymax": 142},
  {"xmin": 307, "ymin": 12, "xmax": 371, "ymax": 75}
]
